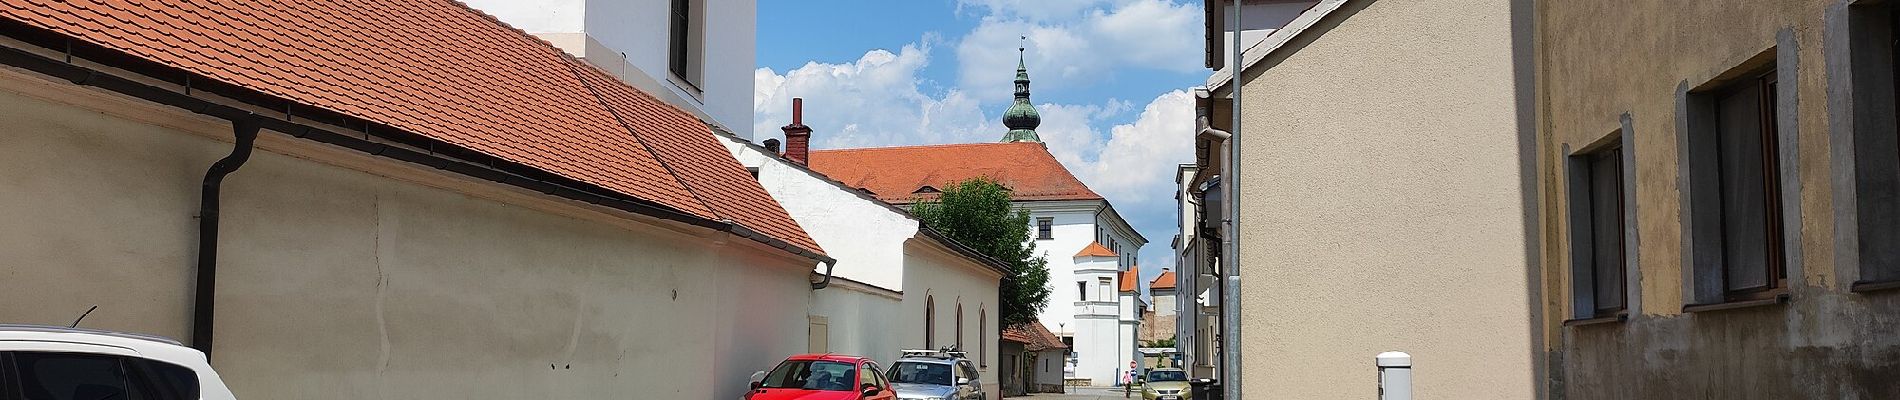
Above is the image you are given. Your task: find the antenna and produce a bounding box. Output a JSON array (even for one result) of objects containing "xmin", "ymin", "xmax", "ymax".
[{"xmin": 70, "ymin": 305, "xmax": 98, "ymax": 328}]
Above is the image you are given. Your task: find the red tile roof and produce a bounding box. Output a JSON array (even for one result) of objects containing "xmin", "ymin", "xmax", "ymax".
[
  {"xmin": 1119, "ymin": 268, "xmax": 1140, "ymax": 293},
  {"xmin": 2, "ymin": 0, "xmax": 822, "ymax": 255},
  {"xmin": 807, "ymin": 142, "xmax": 1103, "ymax": 204},
  {"xmin": 1074, "ymin": 242, "xmax": 1118, "ymax": 258},
  {"xmin": 1001, "ymin": 321, "xmax": 1067, "ymax": 351},
  {"xmin": 1150, "ymin": 269, "xmax": 1177, "ymax": 290}
]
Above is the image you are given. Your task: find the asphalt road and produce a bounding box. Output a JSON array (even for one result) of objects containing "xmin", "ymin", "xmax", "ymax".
[{"xmin": 1013, "ymin": 386, "xmax": 1142, "ymax": 399}]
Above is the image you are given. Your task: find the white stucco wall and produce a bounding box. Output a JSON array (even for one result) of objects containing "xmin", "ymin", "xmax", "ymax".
[
  {"xmin": 810, "ymin": 283, "xmax": 905, "ymax": 363},
  {"xmin": 902, "ymin": 238, "xmax": 1004, "ymax": 396},
  {"xmin": 721, "ymin": 137, "xmax": 915, "ymax": 291},
  {"xmin": 1019, "ymin": 200, "xmax": 1144, "ymax": 387},
  {"xmin": 722, "ymin": 136, "xmax": 1009, "ymax": 397},
  {"xmin": 0, "ymin": 76, "xmax": 812, "ymax": 400},
  {"xmin": 462, "ymin": 0, "xmax": 757, "ymax": 138}
]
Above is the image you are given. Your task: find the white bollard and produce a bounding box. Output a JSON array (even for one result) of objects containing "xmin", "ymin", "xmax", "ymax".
[{"xmin": 1377, "ymin": 351, "xmax": 1412, "ymax": 400}]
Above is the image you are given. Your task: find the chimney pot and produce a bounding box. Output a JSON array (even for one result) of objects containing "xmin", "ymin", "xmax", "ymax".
[{"xmin": 780, "ymin": 97, "xmax": 813, "ymax": 165}]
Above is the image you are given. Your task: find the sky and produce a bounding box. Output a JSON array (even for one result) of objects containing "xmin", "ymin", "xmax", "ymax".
[{"xmin": 754, "ymin": 0, "xmax": 1208, "ymax": 288}]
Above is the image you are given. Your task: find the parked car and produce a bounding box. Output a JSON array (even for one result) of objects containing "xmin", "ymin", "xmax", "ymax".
[
  {"xmin": 1139, "ymin": 368, "xmax": 1192, "ymax": 400},
  {"xmin": 885, "ymin": 349, "xmax": 985, "ymax": 400},
  {"xmin": 745, "ymin": 354, "xmax": 896, "ymax": 400},
  {"xmin": 0, "ymin": 324, "xmax": 237, "ymax": 399}
]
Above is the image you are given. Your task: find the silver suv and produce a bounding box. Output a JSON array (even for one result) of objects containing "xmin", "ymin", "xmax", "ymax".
[{"xmin": 886, "ymin": 349, "xmax": 985, "ymax": 400}]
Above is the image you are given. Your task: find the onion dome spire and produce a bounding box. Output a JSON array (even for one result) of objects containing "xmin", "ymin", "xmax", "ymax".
[{"xmin": 1001, "ymin": 40, "xmax": 1042, "ymax": 143}]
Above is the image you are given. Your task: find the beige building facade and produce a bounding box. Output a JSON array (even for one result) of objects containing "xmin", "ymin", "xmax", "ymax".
[
  {"xmin": 0, "ymin": 71, "xmax": 813, "ymax": 399},
  {"xmin": 1196, "ymin": 0, "xmax": 1537, "ymax": 398},
  {"xmin": 1535, "ymin": 0, "xmax": 1900, "ymax": 398}
]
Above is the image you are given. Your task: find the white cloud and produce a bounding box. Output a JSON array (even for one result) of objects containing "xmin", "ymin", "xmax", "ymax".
[
  {"xmin": 753, "ymin": 43, "xmax": 993, "ymax": 149},
  {"xmin": 955, "ymin": 0, "xmax": 1203, "ymax": 102},
  {"xmin": 1070, "ymin": 90, "xmax": 1195, "ymax": 208}
]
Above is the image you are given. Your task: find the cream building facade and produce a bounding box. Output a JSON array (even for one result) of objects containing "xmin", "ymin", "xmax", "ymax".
[
  {"xmin": 0, "ymin": 2, "xmax": 831, "ymax": 399},
  {"xmin": 1195, "ymin": 0, "xmax": 1537, "ymax": 398}
]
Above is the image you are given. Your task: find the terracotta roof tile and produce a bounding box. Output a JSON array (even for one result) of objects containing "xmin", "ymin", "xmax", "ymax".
[
  {"xmin": 1002, "ymin": 321, "xmax": 1068, "ymax": 351},
  {"xmin": 807, "ymin": 142, "xmax": 1103, "ymax": 205},
  {"xmin": 1150, "ymin": 269, "xmax": 1177, "ymax": 290},
  {"xmin": 2, "ymin": 0, "xmax": 822, "ymax": 255},
  {"xmin": 1119, "ymin": 268, "xmax": 1140, "ymax": 293},
  {"xmin": 1074, "ymin": 242, "xmax": 1117, "ymax": 258}
]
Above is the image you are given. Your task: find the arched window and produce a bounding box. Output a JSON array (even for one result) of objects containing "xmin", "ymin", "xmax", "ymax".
[
  {"xmin": 925, "ymin": 296, "xmax": 936, "ymax": 348},
  {"xmin": 979, "ymin": 307, "xmax": 988, "ymax": 367},
  {"xmin": 956, "ymin": 302, "xmax": 965, "ymax": 350}
]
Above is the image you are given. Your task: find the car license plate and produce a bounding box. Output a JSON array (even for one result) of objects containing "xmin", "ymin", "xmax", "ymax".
[{"xmin": 1159, "ymin": 396, "xmax": 1181, "ymax": 400}]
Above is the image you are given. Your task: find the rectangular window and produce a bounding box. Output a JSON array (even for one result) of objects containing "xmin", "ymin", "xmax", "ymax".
[
  {"xmin": 1685, "ymin": 63, "xmax": 1789, "ymax": 307},
  {"xmin": 667, "ymin": 0, "xmax": 703, "ymax": 87},
  {"xmin": 1098, "ymin": 277, "xmax": 1113, "ymax": 301},
  {"xmin": 1078, "ymin": 281, "xmax": 1088, "ymax": 301},
  {"xmin": 1038, "ymin": 217, "xmax": 1054, "ymax": 240},
  {"xmin": 1842, "ymin": 1, "xmax": 1900, "ymax": 290},
  {"xmin": 1712, "ymin": 71, "xmax": 1786, "ymax": 298},
  {"xmin": 1567, "ymin": 142, "xmax": 1628, "ymax": 320}
]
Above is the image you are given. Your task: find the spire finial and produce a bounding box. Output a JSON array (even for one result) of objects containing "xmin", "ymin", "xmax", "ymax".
[{"xmin": 1001, "ymin": 36, "xmax": 1041, "ymax": 143}]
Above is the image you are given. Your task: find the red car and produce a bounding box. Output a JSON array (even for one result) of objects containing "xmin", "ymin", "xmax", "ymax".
[{"xmin": 745, "ymin": 354, "xmax": 897, "ymax": 400}]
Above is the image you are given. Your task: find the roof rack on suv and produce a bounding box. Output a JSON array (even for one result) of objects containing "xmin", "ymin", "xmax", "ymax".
[
  {"xmin": 900, "ymin": 347, "xmax": 968, "ymax": 359},
  {"xmin": 0, "ymin": 324, "xmax": 185, "ymax": 346}
]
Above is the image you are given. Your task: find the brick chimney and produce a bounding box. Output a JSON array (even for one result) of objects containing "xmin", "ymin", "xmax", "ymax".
[{"xmin": 780, "ymin": 98, "xmax": 812, "ymax": 165}]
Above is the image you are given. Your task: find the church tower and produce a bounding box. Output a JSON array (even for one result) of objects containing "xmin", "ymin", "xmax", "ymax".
[{"xmin": 1000, "ymin": 46, "xmax": 1042, "ymax": 143}]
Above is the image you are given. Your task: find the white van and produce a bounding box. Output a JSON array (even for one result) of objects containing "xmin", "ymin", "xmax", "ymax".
[{"xmin": 0, "ymin": 325, "xmax": 236, "ymax": 399}]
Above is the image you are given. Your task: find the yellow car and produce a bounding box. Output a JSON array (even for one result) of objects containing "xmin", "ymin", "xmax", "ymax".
[{"xmin": 1140, "ymin": 368, "xmax": 1192, "ymax": 400}]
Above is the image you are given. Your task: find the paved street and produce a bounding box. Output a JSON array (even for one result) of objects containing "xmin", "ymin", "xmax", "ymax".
[{"xmin": 1013, "ymin": 386, "xmax": 1139, "ymax": 399}]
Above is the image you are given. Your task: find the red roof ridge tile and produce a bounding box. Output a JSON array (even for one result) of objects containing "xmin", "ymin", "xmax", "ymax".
[
  {"xmin": 1075, "ymin": 242, "xmax": 1118, "ymax": 258},
  {"xmin": 808, "ymin": 141, "xmax": 1045, "ymax": 154}
]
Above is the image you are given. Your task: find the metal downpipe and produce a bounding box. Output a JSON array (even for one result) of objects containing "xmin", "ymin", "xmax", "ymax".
[
  {"xmin": 1223, "ymin": 0, "xmax": 1244, "ymax": 398},
  {"xmin": 191, "ymin": 118, "xmax": 260, "ymax": 355}
]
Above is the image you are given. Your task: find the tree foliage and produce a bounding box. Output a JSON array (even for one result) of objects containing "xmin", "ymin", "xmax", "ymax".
[{"xmin": 912, "ymin": 177, "xmax": 1052, "ymax": 327}]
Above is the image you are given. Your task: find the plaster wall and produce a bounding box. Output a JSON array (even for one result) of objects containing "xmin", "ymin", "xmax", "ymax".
[
  {"xmin": 1231, "ymin": 0, "xmax": 1533, "ymax": 398},
  {"xmin": 722, "ymin": 137, "xmax": 915, "ymax": 291},
  {"xmin": 1537, "ymin": 0, "xmax": 1900, "ymax": 397},
  {"xmin": 810, "ymin": 282, "xmax": 905, "ymax": 364},
  {"xmin": 1026, "ymin": 206, "xmax": 1103, "ymax": 332},
  {"xmin": 461, "ymin": 0, "xmax": 757, "ymax": 138},
  {"xmin": 0, "ymin": 76, "xmax": 811, "ymax": 400},
  {"xmin": 901, "ymin": 239, "xmax": 1004, "ymax": 397}
]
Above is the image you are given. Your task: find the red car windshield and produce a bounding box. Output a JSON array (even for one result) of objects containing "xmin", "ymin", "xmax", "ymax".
[{"xmin": 760, "ymin": 360, "xmax": 857, "ymax": 391}]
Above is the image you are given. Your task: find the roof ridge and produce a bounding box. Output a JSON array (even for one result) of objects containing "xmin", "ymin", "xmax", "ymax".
[
  {"xmin": 809, "ymin": 141, "xmax": 1042, "ymax": 153},
  {"xmin": 558, "ymin": 54, "xmax": 723, "ymax": 221}
]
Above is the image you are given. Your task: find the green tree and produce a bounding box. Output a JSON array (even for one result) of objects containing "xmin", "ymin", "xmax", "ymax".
[{"xmin": 912, "ymin": 177, "xmax": 1052, "ymax": 327}]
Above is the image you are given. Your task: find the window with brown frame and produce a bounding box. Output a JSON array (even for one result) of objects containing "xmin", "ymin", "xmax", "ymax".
[
  {"xmin": 1568, "ymin": 143, "xmax": 1627, "ymax": 319},
  {"xmin": 956, "ymin": 303, "xmax": 965, "ymax": 350},
  {"xmin": 1037, "ymin": 218, "xmax": 1054, "ymax": 240},
  {"xmin": 925, "ymin": 296, "xmax": 936, "ymax": 348},
  {"xmin": 979, "ymin": 308, "xmax": 987, "ymax": 366},
  {"xmin": 1712, "ymin": 71, "xmax": 1787, "ymax": 300}
]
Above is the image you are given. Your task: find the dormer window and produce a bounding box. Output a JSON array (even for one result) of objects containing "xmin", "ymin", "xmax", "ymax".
[{"xmin": 914, "ymin": 186, "xmax": 940, "ymax": 194}]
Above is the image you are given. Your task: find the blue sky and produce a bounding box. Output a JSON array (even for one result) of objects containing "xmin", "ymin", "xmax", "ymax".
[{"xmin": 755, "ymin": 0, "xmax": 1208, "ymax": 286}]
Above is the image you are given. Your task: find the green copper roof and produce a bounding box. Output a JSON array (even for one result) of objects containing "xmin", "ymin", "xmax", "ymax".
[{"xmin": 1001, "ymin": 47, "xmax": 1041, "ymax": 143}]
